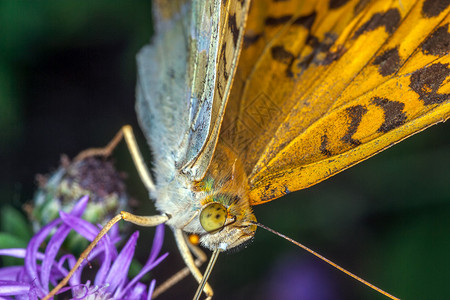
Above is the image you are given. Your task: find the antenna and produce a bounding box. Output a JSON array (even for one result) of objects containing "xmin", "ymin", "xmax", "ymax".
[{"xmin": 253, "ymin": 222, "xmax": 400, "ymax": 300}]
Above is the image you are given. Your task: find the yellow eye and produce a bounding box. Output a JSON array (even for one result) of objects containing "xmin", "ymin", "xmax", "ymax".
[{"xmin": 200, "ymin": 203, "xmax": 227, "ymax": 233}]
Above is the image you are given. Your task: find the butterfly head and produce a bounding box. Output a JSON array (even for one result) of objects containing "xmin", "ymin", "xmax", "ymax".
[
  {"xmin": 189, "ymin": 144, "xmax": 257, "ymax": 251},
  {"xmin": 198, "ymin": 192, "xmax": 257, "ymax": 251}
]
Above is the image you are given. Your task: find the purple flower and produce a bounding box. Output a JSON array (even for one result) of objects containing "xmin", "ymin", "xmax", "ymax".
[{"xmin": 0, "ymin": 195, "xmax": 167, "ymax": 299}]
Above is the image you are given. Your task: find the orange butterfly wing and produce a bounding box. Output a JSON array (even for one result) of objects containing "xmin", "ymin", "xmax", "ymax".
[{"xmin": 216, "ymin": 0, "xmax": 450, "ymax": 204}]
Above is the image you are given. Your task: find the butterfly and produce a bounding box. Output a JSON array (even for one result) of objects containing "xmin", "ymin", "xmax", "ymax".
[{"xmin": 46, "ymin": 0, "xmax": 450, "ymax": 299}]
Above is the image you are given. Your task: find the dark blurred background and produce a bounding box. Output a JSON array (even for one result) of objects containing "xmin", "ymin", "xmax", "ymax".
[{"xmin": 0, "ymin": 1, "xmax": 449, "ymax": 299}]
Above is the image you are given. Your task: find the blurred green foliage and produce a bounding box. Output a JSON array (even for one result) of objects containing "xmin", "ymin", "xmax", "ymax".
[{"xmin": 0, "ymin": 206, "xmax": 33, "ymax": 266}]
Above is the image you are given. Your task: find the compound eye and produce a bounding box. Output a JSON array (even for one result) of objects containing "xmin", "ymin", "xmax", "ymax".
[{"xmin": 200, "ymin": 203, "xmax": 227, "ymax": 233}]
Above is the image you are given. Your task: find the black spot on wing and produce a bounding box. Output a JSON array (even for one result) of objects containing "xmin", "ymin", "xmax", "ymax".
[
  {"xmin": 329, "ymin": 0, "xmax": 350, "ymax": 9},
  {"xmin": 216, "ymin": 41, "xmax": 229, "ymax": 101},
  {"xmin": 320, "ymin": 134, "xmax": 332, "ymax": 156},
  {"xmin": 372, "ymin": 97, "xmax": 407, "ymax": 132},
  {"xmin": 228, "ymin": 14, "xmax": 239, "ymax": 47},
  {"xmin": 410, "ymin": 63, "xmax": 450, "ymax": 105},
  {"xmin": 422, "ymin": 24, "xmax": 450, "ymax": 57},
  {"xmin": 298, "ymin": 33, "xmax": 339, "ymax": 69},
  {"xmin": 296, "ymin": 36, "xmax": 319, "ymax": 70},
  {"xmin": 422, "ymin": 0, "xmax": 450, "ymax": 18},
  {"xmin": 245, "ymin": 12, "xmax": 316, "ymax": 50},
  {"xmin": 221, "ymin": 42, "xmax": 229, "ymax": 81},
  {"xmin": 354, "ymin": 0, "xmax": 371, "ymax": 15},
  {"xmin": 271, "ymin": 45, "xmax": 295, "ymax": 77},
  {"xmin": 353, "ymin": 8, "xmax": 401, "ymax": 39},
  {"xmin": 244, "ymin": 33, "xmax": 262, "ymax": 48},
  {"xmin": 341, "ymin": 105, "xmax": 367, "ymax": 146},
  {"xmin": 265, "ymin": 15, "xmax": 293, "ymax": 26},
  {"xmin": 298, "ymin": 54, "xmax": 314, "ymax": 70},
  {"xmin": 373, "ymin": 47, "xmax": 401, "ymax": 76},
  {"xmin": 322, "ymin": 46, "xmax": 346, "ymax": 65},
  {"xmin": 271, "ymin": 45, "xmax": 294, "ymax": 63},
  {"xmin": 306, "ymin": 35, "xmax": 320, "ymax": 48},
  {"xmin": 293, "ymin": 12, "xmax": 317, "ymax": 30}
]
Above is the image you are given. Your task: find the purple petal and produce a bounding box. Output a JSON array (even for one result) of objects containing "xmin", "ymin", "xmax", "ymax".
[
  {"xmin": 70, "ymin": 195, "xmax": 89, "ymax": 216},
  {"xmin": 93, "ymin": 223, "xmax": 119, "ymax": 285},
  {"xmin": 56, "ymin": 197, "xmax": 123, "ymax": 289},
  {"xmin": 66, "ymin": 238, "xmax": 115, "ymax": 288},
  {"xmin": 0, "ymin": 266, "xmax": 23, "ymax": 280},
  {"xmin": 149, "ymin": 224, "xmax": 165, "ymax": 263},
  {"xmin": 42, "ymin": 196, "xmax": 90, "ymax": 287},
  {"xmin": 60, "ymin": 211, "xmax": 99, "ymax": 241},
  {"xmin": 120, "ymin": 252, "xmax": 168, "ymax": 298},
  {"xmin": 106, "ymin": 231, "xmax": 139, "ymax": 296},
  {"xmin": 0, "ymin": 281, "xmax": 30, "ymax": 296},
  {"xmin": 93, "ymin": 233, "xmax": 113, "ymax": 285},
  {"xmin": 0, "ymin": 249, "xmax": 26, "ymax": 258},
  {"xmin": 26, "ymin": 286, "xmax": 38, "ymax": 300},
  {"xmin": 70, "ymin": 283, "xmax": 89, "ymax": 300},
  {"xmin": 24, "ymin": 218, "xmax": 60, "ymax": 297},
  {"xmin": 59, "ymin": 211, "xmax": 116, "ymax": 272},
  {"xmin": 56, "ymin": 254, "xmax": 75, "ymax": 276},
  {"xmin": 41, "ymin": 221, "xmax": 72, "ymax": 290},
  {"xmin": 0, "ymin": 249, "xmax": 46, "ymax": 262},
  {"xmin": 56, "ymin": 254, "xmax": 77, "ymax": 286},
  {"xmin": 126, "ymin": 282, "xmax": 146, "ymax": 299},
  {"xmin": 0, "ymin": 195, "xmax": 167, "ymax": 300},
  {"xmin": 21, "ymin": 196, "xmax": 88, "ymax": 297},
  {"xmin": 119, "ymin": 225, "xmax": 166, "ymax": 297},
  {"xmin": 147, "ymin": 279, "xmax": 156, "ymax": 300},
  {"xmin": 16, "ymin": 267, "xmax": 27, "ymax": 285},
  {"xmin": 108, "ymin": 222, "xmax": 120, "ymax": 241}
]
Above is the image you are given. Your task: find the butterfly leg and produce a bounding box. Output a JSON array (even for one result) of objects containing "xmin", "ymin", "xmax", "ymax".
[
  {"xmin": 152, "ymin": 236, "xmax": 207, "ymax": 298},
  {"xmin": 73, "ymin": 126, "xmax": 124, "ymax": 161},
  {"xmin": 74, "ymin": 125, "xmax": 156, "ymax": 193},
  {"xmin": 174, "ymin": 229, "xmax": 213, "ymax": 299}
]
